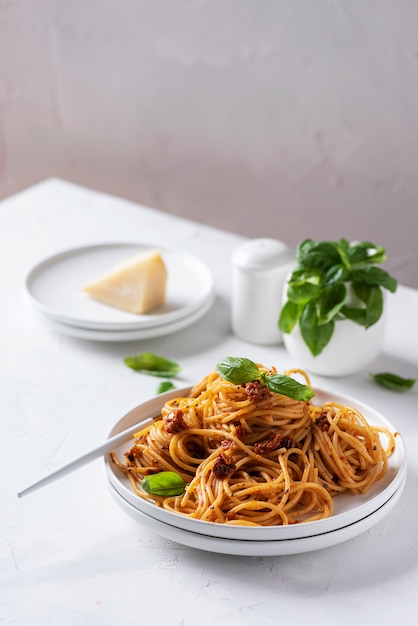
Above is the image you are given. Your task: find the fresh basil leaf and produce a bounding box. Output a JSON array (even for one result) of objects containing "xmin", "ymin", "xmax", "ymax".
[
  {"xmin": 323, "ymin": 264, "xmax": 349, "ymax": 287},
  {"xmin": 299, "ymin": 301, "xmax": 334, "ymax": 356},
  {"xmin": 217, "ymin": 357, "xmax": 315, "ymax": 402},
  {"xmin": 287, "ymin": 284, "xmax": 322, "ymax": 305},
  {"xmin": 124, "ymin": 352, "xmax": 181, "ymax": 378},
  {"xmin": 341, "ymin": 286, "xmax": 383, "ymax": 328},
  {"xmin": 264, "ymin": 374, "xmax": 314, "ymax": 401},
  {"xmin": 335, "ymin": 242, "xmax": 351, "ymax": 270},
  {"xmin": 338, "ymin": 238, "xmax": 350, "ymax": 251},
  {"xmin": 318, "ymin": 284, "xmax": 347, "ymax": 325},
  {"xmin": 142, "ymin": 471, "xmax": 186, "ymax": 496},
  {"xmin": 352, "ymin": 280, "xmax": 372, "ymax": 304},
  {"xmin": 364, "ymin": 286, "xmax": 383, "ymax": 328},
  {"xmin": 216, "ymin": 357, "xmax": 261, "ymax": 384},
  {"xmin": 348, "ymin": 242, "xmax": 387, "ymax": 266},
  {"xmin": 297, "ymin": 239, "xmax": 315, "ymax": 260},
  {"xmin": 351, "ymin": 266, "xmax": 397, "ymax": 293},
  {"xmin": 298, "ymin": 241, "xmax": 341, "ymax": 271},
  {"xmin": 286, "ymin": 268, "xmax": 323, "ymax": 301},
  {"xmin": 278, "ymin": 300, "xmax": 303, "ymax": 333},
  {"xmin": 279, "ymin": 238, "xmax": 397, "ymax": 357},
  {"xmin": 340, "ymin": 305, "xmax": 367, "ymax": 326},
  {"xmin": 371, "ymin": 372, "xmax": 416, "ymax": 392},
  {"xmin": 156, "ymin": 381, "xmax": 177, "ymax": 394}
]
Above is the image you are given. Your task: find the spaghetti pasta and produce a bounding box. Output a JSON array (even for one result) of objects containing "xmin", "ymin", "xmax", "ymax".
[{"xmin": 111, "ymin": 364, "xmax": 396, "ymax": 526}]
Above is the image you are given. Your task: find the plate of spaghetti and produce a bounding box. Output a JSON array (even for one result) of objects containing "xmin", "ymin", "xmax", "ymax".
[{"xmin": 105, "ymin": 360, "xmax": 406, "ymax": 543}]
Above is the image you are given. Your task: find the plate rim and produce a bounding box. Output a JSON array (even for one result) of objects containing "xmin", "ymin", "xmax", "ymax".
[
  {"xmin": 29, "ymin": 291, "xmax": 215, "ymax": 342},
  {"xmin": 107, "ymin": 474, "xmax": 406, "ymax": 556}
]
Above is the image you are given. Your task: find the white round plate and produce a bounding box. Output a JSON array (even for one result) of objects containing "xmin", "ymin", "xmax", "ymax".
[
  {"xmin": 104, "ymin": 386, "xmax": 406, "ymax": 540},
  {"xmin": 107, "ymin": 474, "xmax": 406, "ymax": 556},
  {"xmin": 30, "ymin": 292, "xmax": 214, "ymax": 342},
  {"xmin": 23, "ymin": 242, "xmax": 214, "ymax": 330}
]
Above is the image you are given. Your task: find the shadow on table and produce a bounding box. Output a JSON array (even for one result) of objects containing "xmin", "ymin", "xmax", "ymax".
[
  {"xmin": 65, "ymin": 294, "xmax": 233, "ymax": 361},
  {"xmin": 184, "ymin": 464, "xmax": 417, "ymax": 594}
]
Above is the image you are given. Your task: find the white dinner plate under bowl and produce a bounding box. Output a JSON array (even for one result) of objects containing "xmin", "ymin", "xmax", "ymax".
[
  {"xmin": 23, "ymin": 242, "xmax": 214, "ymax": 331},
  {"xmin": 30, "ymin": 292, "xmax": 214, "ymax": 342},
  {"xmin": 104, "ymin": 386, "xmax": 406, "ymax": 541},
  {"xmin": 107, "ymin": 474, "xmax": 406, "ymax": 556}
]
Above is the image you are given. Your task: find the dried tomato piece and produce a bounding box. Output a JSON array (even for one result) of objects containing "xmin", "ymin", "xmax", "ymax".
[
  {"xmin": 213, "ymin": 453, "xmax": 236, "ymax": 479},
  {"xmin": 245, "ymin": 380, "xmax": 270, "ymax": 402},
  {"xmin": 315, "ymin": 413, "xmax": 330, "ymax": 432},
  {"xmin": 254, "ymin": 433, "xmax": 299, "ymax": 455},
  {"xmin": 254, "ymin": 433, "xmax": 282, "ymax": 454},
  {"xmin": 164, "ymin": 408, "xmax": 187, "ymax": 433}
]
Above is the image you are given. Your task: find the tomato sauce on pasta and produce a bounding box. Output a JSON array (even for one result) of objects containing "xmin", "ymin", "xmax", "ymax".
[{"xmin": 111, "ymin": 365, "xmax": 395, "ymax": 526}]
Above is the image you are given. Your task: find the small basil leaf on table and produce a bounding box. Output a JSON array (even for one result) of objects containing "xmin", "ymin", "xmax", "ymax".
[
  {"xmin": 156, "ymin": 381, "xmax": 177, "ymax": 394},
  {"xmin": 371, "ymin": 372, "xmax": 416, "ymax": 392},
  {"xmin": 142, "ymin": 471, "xmax": 186, "ymax": 496},
  {"xmin": 124, "ymin": 352, "xmax": 181, "ymax": 377}
]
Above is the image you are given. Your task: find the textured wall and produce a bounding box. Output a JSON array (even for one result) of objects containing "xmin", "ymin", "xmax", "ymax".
[{"xmin": 1, "ymin": 0, "xmax": 418, "ymax": 287}]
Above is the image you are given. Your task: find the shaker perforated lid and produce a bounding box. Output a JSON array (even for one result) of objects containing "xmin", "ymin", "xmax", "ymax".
[{"xmin": 231, "ymin": 238, "xmax": 294, "ymax": 270}]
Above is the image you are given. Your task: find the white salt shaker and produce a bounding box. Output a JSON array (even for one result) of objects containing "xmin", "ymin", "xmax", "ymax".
[{"xmin": 231, "ymin": 238, "xmax": 294, "ymax": 345}]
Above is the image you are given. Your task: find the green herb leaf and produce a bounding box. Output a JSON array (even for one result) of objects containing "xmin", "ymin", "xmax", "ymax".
[
  {"xmin": 156, "ymin": 381, "xmax": 177, "ymax": 394},
  {"xmin": 347, "ymin": 242, "xmax": 387, "ymax": 266},
  {"xmin": 317, "ymin": 284, "xmax": 347, "ymax": 325},
  {"xmin": 263, "ymin": 374, "xmax": 314, "ymax": 401},
  {"xmin": 142, "ymin": 471, "xmax": 186, "ymax": 496},
  {"xmin": 323, "ymin": 264, "xmax": 349, "ymax": 287},
  {"xmin": 286, "ymin": 269, "xmax": 323, "ymax": 304},
  {"xmin": 216, "ymin": 357, "xmax": 261, "ymax": 384},
  {"xmin": 364, "ymin": 285, "xmax": 383, "ymax": 328},
  {"xmin": 216, "ymin": 357, "xmax": 315, "ymax": 401},
  {"xmin": 278, "ymin": 300, "xmax": 303, "ymax": 333},
  {"xmin": 351, "ymin": 266, "xmax": 397, "ymax": 293},
  {"xmin": 341, "ymin": 285, "xmax": 383, "ymax": 328},
  {"xmin": 297, "ymin": 240, "xmax": 341, "ymax": 271},
  {"xmin": 299, "ymin": 301, "xmax": 334, "ymax": 356},
  {"xmin": 124, "ymin": 352, "xmax": 181, "ymax": 378},
  {"xmin": 279, "ymin": 238, "xmax": 397, "ymax": 356},
  {"xmin": 340, "ymin": 305, "xmax": 367, "ymax": 326},
  {"xmin": 371, "ymin": 372, "xmax": 416, "ymax": 392}
]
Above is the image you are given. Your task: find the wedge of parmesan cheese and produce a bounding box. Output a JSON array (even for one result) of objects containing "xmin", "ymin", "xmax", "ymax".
[{"xmin": 83, "ymin": 249, "xmax": 167, "ymax": 314}]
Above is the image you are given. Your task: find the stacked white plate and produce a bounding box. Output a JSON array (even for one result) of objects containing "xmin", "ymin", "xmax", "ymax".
[
  {"xmin": 23, "ymin": 243, "xmax": 215, "ymax": 341},
  {"xmin": 104, "ymin": 387, "xmax": 407, "ymax": 556}
]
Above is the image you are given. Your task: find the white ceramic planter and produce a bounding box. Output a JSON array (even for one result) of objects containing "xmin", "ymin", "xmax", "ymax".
[{"xmin": 282, "ymin": 284, "xmax": 388, "ymax": 377}]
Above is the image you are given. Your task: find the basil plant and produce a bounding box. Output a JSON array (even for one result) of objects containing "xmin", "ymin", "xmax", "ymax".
[{"xmin": 278, "ymin": 239, "xmax": 398, "ymax": 357}]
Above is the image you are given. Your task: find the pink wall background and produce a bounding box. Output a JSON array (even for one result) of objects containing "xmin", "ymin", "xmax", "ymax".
[{"xmin": 1, "ymin": 0, "xmax": 417, "ymax": 287}]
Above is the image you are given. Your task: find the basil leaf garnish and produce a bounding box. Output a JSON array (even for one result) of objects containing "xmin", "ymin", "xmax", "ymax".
[
  {"xmin": 124, "ymin": 352, "xmax": 181, "ymax": 378},
  {"xmin": 156, "ymin": 381, "xmax": 177, "ymax": 394},
  {"xmin": 279, "ymin": 239, "xmax": 398, "ymax": 356},
  {"xmin": 216, "ymin": 357, "xmax": 261, "ymax": 384},
  {"xmin": 142, "ymin": 471, "xmax": 186, "ymax": 496},
  {"xmin": 263, "ymin": 373, "xmax": 314, "ymax": 401},
  {"xmin": 371, "ymin": 372, "xmax": 416, "ymax": 392},
  {"xmin": 216, "ymin": 357, "xmax": 314, "ymax": 401}
]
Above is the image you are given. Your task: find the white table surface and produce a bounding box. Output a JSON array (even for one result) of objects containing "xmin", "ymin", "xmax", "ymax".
[{"xmin": 2, "ymin": 179, "xmax": 418, "ymax": 626}]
